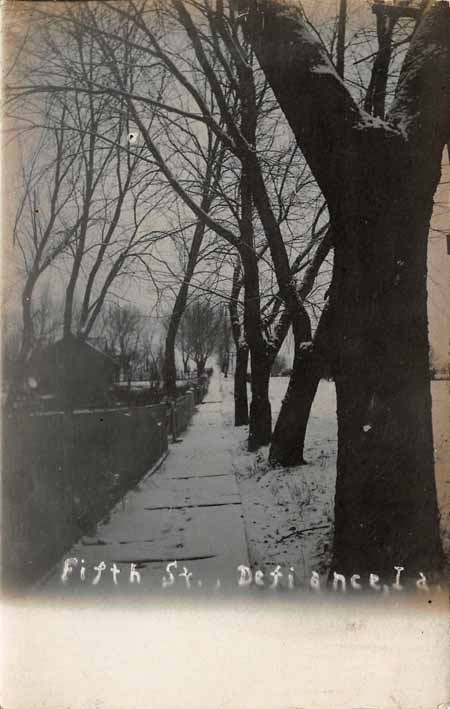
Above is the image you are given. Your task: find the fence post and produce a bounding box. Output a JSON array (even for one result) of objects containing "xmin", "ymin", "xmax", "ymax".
[{"xmin": 170, "ymin": 400, "xmax": 177, "ymax": 443}]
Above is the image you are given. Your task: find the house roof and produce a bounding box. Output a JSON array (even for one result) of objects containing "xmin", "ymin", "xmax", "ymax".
[{"xmin": 29, "ymin": 334, "xmax": 118, "ymax": 368}]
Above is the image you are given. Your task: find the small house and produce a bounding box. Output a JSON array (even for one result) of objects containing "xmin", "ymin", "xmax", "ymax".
[{"xmin": 27, "ymin": 334, "xmax": 118, "ymax": 409}]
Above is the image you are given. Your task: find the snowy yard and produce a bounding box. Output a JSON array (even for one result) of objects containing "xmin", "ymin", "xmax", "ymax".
[
  {"xmin": 222, "ymin": 376, "xmax": 450, "ymax": 583},
  {"xmin": 223, "ymin": 376, "xmax": 337, "ymax": 585}
]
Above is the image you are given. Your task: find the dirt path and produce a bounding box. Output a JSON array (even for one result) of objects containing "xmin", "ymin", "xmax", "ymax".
[{"xmin": 39, "ymin": 373, "xmax": 250, "ymax": 597}]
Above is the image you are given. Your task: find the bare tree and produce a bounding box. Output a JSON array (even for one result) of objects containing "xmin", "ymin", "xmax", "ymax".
[
  {"xmin": 175, "ymin": 315, "xmax": 195, "ymax": 377},
  {"xmin": 139, "ymin": 332, "xmax": 165, "ymax": 386},
  {"xmin": 30, "ymin": 285, "xmax": 60, "ymax": 348},
  {"xmin": 6, "ymin": 12, "xmax": 171, "ymax": 405},
  {"xmin": 7, "ymin": 104, "xmax": 81, "ymax": 404},
  {"xmin": 216, "ymin": 306, "xmax": 232, "ymax": 377},
  {"xmin": 102, "ymin": 303, "xmax": 142, "ymax": 386},
  {"xmin": 179, "ymin": 298, "xmax": 222, "ymax": 378},
  {"xmin": 46, "ymin": 16, "xmax": 170, "ymax": 340},
  {"xmin": 163, "ymin": 133, "xmax": 227, "ymax": 396}
]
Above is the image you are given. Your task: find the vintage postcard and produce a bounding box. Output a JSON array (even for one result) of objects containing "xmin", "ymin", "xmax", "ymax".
[{"xmin": 1, "ymin": 0, "xmax": 449, "ymax": 707}]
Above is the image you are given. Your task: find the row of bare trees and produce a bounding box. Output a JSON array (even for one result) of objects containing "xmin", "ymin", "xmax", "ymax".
[
  {"xmin": 101, "ymin": 300, "xmax": 221, "ymax": 385},
  {"xmin": 5, "ymin": 0, "xmax": 448, "ymax": 576}
]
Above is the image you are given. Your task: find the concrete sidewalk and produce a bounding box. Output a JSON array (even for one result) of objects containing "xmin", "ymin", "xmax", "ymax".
[{"xmin": 39, "ymin": 374, "xmax": 250, "ymax": 597}]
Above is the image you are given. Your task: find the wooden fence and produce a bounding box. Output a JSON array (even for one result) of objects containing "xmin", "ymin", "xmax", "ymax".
[{"xmin": 2, "ymin": 380, "xmax": 209, "ymax": 590}]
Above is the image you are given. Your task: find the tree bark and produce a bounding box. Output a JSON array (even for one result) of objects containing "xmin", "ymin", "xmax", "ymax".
[
  {"xmin": 330, "ymin": 162, "xmax": 443, "ymax": 576},
  {"xmin": 228, "ymin": 261, "xmax": 249, "ymax": 426},
  {"xmin": 269, "ymin": 350, "xmax": 319, "ymax": 466},
  {"xmin": 269, "ymin": 303, "xmax": 332, "ymax": 466},
  {"xmin": 336, "ymin": 0, "xmax": 347, "ymax": 79},
  {"xmin": 239, "ymin": 164, "xmax": 273, "ymax": 448},
  {"xmin": 234, "ymin": 343, "xmax": 249, "ymax": 426},
  {"xmin": 248, "ymin": 350, "xmax": 272, "ymax": 451},
  {"xmin": 364, "ymin": 7, "xmax": 396, "ymax": 119}
]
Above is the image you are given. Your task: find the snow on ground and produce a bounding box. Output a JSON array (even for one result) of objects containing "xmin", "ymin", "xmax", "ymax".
[
  {"xmin": 222, "ymin": 376, "xmax": 336, "ymax": 586},
  {"xmin": 38, "ymin": 372, "xmax": 449, "ymax": 597},
  {"xmin": 39, "ymin": 373, "xmax": 250, "ymax": 597},
  {"xmin": 223, "ymin": 376, "xmax": 450, "ymax": 585}
]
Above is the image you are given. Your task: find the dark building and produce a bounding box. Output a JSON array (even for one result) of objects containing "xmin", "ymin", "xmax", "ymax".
[{"xmin": 27, "ymin": 334, "xmax": 118, "ymax": 409}]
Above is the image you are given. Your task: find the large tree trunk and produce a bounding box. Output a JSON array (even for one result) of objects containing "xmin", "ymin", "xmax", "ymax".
[
  {"xmin": 239, "ymin": 150, "xmax": 273, "ymax": 449},
  {"xmin": 248, "ymin": 350, "xmax": 272, "ymax": 451},
  {"xmin": 269, "ymin": 343, "xmax": 323, "ymax": 466},
  {"xmin": 234, "ymin": 343, "xmax": 249, "ymax": 426},
  {"xmin": 164, "ymin": 338, "xmax": 178, "ymax": 397},
  {"xmin": 269, "ymin": 239, "xmax": 333, "ymax": 466},
  {"xmin": 330, "ymin": 159, "xmax": 443, "ymax": 577}
]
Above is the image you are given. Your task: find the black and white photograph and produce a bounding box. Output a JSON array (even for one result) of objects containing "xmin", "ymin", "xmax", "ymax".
[{"xmin": 1, "ymin": 0, "xmax": 449, "ymax": 706}]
